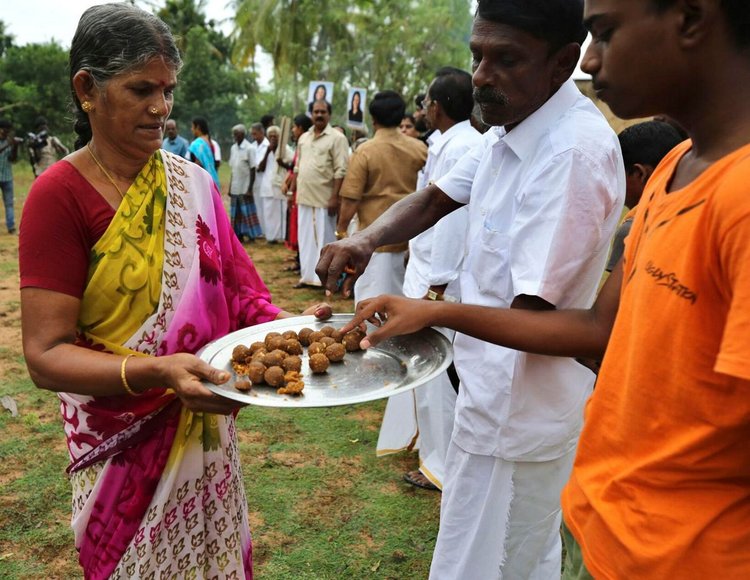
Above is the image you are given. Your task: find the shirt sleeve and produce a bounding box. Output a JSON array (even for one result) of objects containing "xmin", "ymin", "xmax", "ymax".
[
  {"xmin": 331, "ymin": 135, "xmax": 350, "ymax": 179},
  {"xmin": 509, "ymin": 148, "xmax": 618, "ymax": 306},
  {"xmin": 338, "ymin": 149, "xmax": 367, "ymax": 200},
  {"xmin": 435, "ymin": 141, "xmax": 485, "ymax": 205},
  {"xmin": 715, "ymin": 188, "xmax": 750, "ymax": 380}
]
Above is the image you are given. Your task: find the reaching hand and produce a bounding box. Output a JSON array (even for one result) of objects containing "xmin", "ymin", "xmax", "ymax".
[
  {"xmin": 316, "ymin": 236, "xmax": 375, "ymax": 298},
  {"xmin": 301, "ymin": 302, "xmax": 333, "ymax": 320},
  {"xmin": 340, "ymin": 295, "xmax": 437, "ymax": 348}
]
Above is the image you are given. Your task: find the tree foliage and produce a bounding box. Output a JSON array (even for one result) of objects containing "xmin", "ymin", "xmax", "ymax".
[
  {"xmin": 0, "ymin": 37, "xmax": 72, "ymax": 147},
  {"xmin": 232, "ymin": 0, "xmax": 473, "ymax": 119}
]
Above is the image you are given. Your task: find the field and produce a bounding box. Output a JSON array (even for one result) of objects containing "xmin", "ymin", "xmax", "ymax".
[{"xmin": 0, "ymin": 163, "xmax": 440, "ymax": 579}]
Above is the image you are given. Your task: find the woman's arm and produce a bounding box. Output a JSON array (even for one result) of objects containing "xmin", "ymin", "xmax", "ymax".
[{"xmin": 21, "ymin": 288, "xmax": 242, "ymax": 414}]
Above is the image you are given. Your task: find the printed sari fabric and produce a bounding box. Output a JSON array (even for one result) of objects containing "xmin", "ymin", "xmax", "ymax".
[
  {"xmin": 189, "ymin": 137, "xmax": 220, "ymax": 187},
  {"xmin": 230, "ymin": 194, "xmax": 263, "ymax": 240},
  {"xmin": 66, "ymin": 150, "xmax": 280, "ymax": 579}
]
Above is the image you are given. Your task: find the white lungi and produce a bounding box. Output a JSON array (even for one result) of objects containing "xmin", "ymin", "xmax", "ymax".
[
  {"xmin": 260, "ymin": 197, "xmax": 286, "ymax": 242},
  {"xmin": 429, "ymin": 442, "xmax": 576, "ymax": 580},
  {"xmin": 353, "ymin": 251, "xmax": 406, "ymax": 304},
  {"xmin": 297, "ymin": 204, "xmax": 336, "ymax": 286}
]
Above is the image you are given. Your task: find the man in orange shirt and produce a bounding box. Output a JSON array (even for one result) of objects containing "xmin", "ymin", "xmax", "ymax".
[{"xmin": 324, "ymin": 0, "xmax": 750, "ymax": 577}]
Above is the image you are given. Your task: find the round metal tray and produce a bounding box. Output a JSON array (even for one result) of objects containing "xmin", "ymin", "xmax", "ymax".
[{"xmin": 197, "ymin": 314, "xmax": 452, "ymax": 408}]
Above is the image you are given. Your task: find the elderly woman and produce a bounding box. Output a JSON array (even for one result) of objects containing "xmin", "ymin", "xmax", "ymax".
[
  {"xmin": 257, "ymin": 125, "xmax": 294, "ymax": 243},
  {"xmin": 18, "ymin": 5, "xmax": 329, "ymax": 579}
]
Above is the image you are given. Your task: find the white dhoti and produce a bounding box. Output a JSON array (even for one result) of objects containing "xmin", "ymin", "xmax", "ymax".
[
  {"xmin": 429, "ymin": 442, "xmax": 576, "ymax": 580},
  {"xmin": 353, "ymin": 251, "xmax": 406, "ymax": 304},
  {"xmin": 253, "ymin": 192, "xmax": 265, "ymax": 236},
  {"xmin": 298, "ymin": 204, "xmax": 336, "ymax": 286},
  {"xmin": 376, "ymin": 257, "xmax": 458, "ymax": 488},
  {"xmin": 260, "ymin": 197, "xmax": 286, "ymax": 242}
]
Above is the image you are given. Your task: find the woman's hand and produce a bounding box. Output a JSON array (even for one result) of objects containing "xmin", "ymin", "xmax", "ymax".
[
  {"xmin": 340, "ymin": 295, "xmax": 437, "ymax": 348},
  {"xmin": 151, "ymin": 353, "xmax": 245, "ymax": 415},
  {"xmin": 302, "ymin": 302, "xmax": 333, "ymax": 320}
]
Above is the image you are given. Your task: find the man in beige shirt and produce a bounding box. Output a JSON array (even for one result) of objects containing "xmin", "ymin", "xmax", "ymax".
[
  {"xmin": 294, "ymin": 99, "xmax": 350, "ymax": 287},
  {"xmin": 337, "ymin": 90, "xmax": 427, "ymax": 303}
]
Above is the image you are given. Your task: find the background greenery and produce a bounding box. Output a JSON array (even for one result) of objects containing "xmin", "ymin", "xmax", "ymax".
[{"xmin": 0, "ymin": 0, "xmax": 473, "ymax": 155}]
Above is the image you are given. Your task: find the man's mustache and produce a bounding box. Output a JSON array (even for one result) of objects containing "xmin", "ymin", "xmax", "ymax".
[{"xmin": 473, "ymin": 86, "xmax": 508, "ymax": 106}]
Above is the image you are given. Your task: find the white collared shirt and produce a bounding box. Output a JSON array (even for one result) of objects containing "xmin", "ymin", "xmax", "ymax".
[
  {"xmin": 250, "ymin": 137, "xmax": 270, "ymax": 195},
  {"xmin": 435, "ymin": 80, "xmax": 625, "ymax": 461},
  {"xmin": 405, "ymin": 120, "xmax": 483, "ymax": 299},
  {"xmin": 228, "ymin": 139, "xmax": 254, "ymax": 196}
]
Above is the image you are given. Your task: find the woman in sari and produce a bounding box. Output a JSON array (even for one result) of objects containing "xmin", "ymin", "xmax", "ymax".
[
  {"xmin": 18, "ymin": 5, "xmax": 329, "ymax": 579},
  {"xmin": 189, "ymin": 116, "xmax": 220, "ymax": 187}
]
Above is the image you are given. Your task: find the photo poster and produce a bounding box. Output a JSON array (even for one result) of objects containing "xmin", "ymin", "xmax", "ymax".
[
  {"xmin": 306, "ymin": 81, "xmax": 334, "ymax": 117},
  {"xmin": 346, "ymin": 87, "xmax": 367, "ymax": 129}
]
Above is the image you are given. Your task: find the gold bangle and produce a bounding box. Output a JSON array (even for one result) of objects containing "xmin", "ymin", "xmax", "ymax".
[
  {"xmin": 335, "ymin": 230, "xmax": 348, "ymax": 240},
  {"xmin": 120, "ymin": 354, "xmax": 141, "ymax": 396}
]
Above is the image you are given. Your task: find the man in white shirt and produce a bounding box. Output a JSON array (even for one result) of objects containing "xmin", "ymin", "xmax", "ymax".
[
  {"xmin": 210, "ymin": 137, "xmax": 221, "ymax": 170},
  {"xmin": 317, "ymin": 0, "xmax": 625, "ymax": 577},
  {"xmin": 376, "ymin": 67, "xmax": 482, "ymax": 492},
  {"xmin": 249, "ymin": 122, "xmax": 270, "ymax": 237},
  {"xmin": 228, "ymin": 124, "xmax": 262, "ymax": 243}
]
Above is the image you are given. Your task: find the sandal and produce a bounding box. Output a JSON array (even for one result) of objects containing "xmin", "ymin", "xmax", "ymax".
[{"xmin": 403, "ymin": 470, "xmax": 439, "ymax": 491}]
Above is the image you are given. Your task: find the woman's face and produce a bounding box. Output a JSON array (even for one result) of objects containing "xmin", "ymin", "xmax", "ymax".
[
  {"xmin": 399, "ymin": 117, "xmax": 419, "ymax": 138},
  {"xmin": 85, "ymin": 56, "xmax": 177, "ymax": 161},
  {"xmin": 352, "ymin": 93, "xmax": 360, "ymax": 109},
  {"xmin": 315, "ymin": 86, "xmax": 326, "ymax": 100}
]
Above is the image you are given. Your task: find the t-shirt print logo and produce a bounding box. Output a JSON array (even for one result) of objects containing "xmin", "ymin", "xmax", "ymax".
[{"xmin": 644, "ymin": 260, "xmax": 698, "ymax": 304}]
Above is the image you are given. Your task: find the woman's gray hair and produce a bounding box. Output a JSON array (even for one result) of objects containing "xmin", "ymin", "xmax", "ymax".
[{"xmin": 70, "ymin": 3, "xmax": 182, "ymax": 149}]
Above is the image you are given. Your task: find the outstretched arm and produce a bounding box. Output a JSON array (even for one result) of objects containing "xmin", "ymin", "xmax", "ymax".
[
  {"xmin": 316, "ymin": 184, "xmax": 462, "ymax": 296},
  {"xmin": 343, "ymin": 260, "xmax": 623, "ymax": 360}
]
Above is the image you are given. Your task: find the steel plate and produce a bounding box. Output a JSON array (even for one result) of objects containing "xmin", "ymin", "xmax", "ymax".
[{"xmin": 197, "ymin": 314, "xmax": 453, "ymax": 408}]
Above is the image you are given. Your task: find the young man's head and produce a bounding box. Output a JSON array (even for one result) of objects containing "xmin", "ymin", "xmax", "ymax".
[
  {"xmin": 581, "ymin": 0, "xmax": 750, "ymax": 121},
  {"xmin": 424, "ymin": 66, "xmax": 474, "ymax": 131},
  {"xmin": 369, "ymin": 91, "xmax": 406, "ymax": 129},
  {"xmin": 618, "ymin": 120, "xmax": 684, "ymax": 208},
  {"xmin": 472, "ymin": 0, "xmax": 586, "ymax": 128}
]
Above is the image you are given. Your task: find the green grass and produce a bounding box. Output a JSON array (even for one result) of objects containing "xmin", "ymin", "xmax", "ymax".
[{"xmin": 0, "ymin": 160, "xmax": 440, "ymax": 579}]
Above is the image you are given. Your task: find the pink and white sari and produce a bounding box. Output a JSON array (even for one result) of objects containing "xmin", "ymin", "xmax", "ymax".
[{"xmin": 63, "ymin": 150, "xmax": 279, "ymax": 579}]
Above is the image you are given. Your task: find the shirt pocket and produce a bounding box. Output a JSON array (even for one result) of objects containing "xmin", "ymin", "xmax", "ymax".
[{"xmin": 474, "ymin": 225, "xmax": 511, "ymax": 299}]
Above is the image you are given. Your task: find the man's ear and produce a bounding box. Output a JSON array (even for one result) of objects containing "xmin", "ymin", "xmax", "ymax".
[
  {"xmin": 676, "ymin": 0, "xmax": 720, "ymax": 48},
  {"xmin": 633, "ymin": 163, "xmax": 654, "ymax": 184},
  {"xmin": 551, "ymin": 42, "xmax": 581, "ymax": 86}
]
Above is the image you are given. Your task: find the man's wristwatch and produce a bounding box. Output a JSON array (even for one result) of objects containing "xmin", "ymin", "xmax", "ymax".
[{"xmin": 426, "ymin": 289, "xmax": 443, "ymax": 301}]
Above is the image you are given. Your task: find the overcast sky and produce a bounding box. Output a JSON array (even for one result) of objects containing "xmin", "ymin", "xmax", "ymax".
[
  {"xmin": 2, "ymin": 0, "xmax": 234, "ymax": 47},
  {"xmin": 3, "ymin": 1, "xmax": 589, "ymax": 80}
]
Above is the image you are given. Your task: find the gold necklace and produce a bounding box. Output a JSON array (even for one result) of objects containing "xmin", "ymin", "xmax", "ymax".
[{"xmin": 87, "ymin": 143, "xmax": 125, "ymax": 199}]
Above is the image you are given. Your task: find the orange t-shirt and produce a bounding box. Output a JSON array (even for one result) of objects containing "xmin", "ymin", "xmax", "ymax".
[{"xmin": 562, "ymin": 140, "xmax": 750, "ymax": 579}]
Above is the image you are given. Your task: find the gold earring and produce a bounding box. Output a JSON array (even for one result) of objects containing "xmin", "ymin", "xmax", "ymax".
[{"xmin": 81, "ymin": 101, "xmax": 93, "ymax": 113}]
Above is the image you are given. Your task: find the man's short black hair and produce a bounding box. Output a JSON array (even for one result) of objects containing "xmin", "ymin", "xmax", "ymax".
[
  {"xmin": 312, "ymin": 99, "xmax": 332, "ymax": 115},
  {"xmin": 294, "ymin": 114, "xmax": 313, "ymax": 132},
  {"xmin": 650, "ymin": 0, "xmax": 750, "ymax": 48},
  {"xmin": 429, "ymin": 67, "xmax": 474, "ymax": 122},
  {"xmin": 414, "ymin": 93, "xmax": 426, "ymax": 111},
  {"xmin": 260, "ymin": 114, "xmax": 275, "ymax": 129},
  {"xmin": 618, "ymin": 121, "xmax": 684, "ymax": 172},
  {"xmin": 369, "ymin": 91, "xmax": 406, "ymax": 128},
  {"xmin": 476, "ymin": 0, "xmax": 587, "ymax": 52}
]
